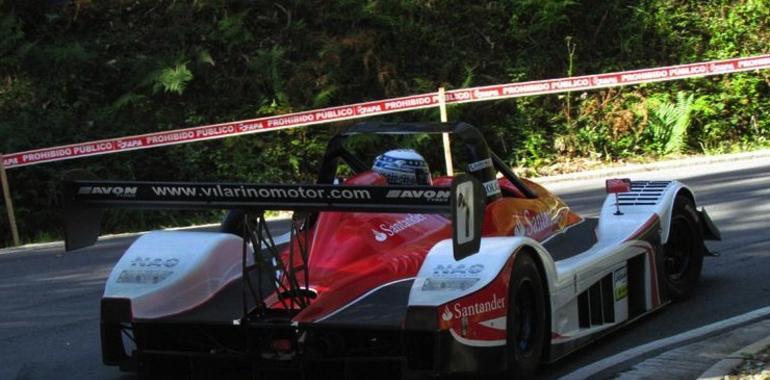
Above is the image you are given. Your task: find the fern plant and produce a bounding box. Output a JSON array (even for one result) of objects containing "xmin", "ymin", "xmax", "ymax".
[
  {"xmin": 647, "ymin": 92, "xmax": 696, "ymax": 155},
  {"xmin": 153, "ymin": 63, "xmax": 194, "ymax": 95}
]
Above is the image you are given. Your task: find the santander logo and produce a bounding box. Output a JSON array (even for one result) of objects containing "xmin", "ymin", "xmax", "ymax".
[
  {"xmin": 514, "ymin": 210, "xmax": 554, "ymax": 237},
  {"xmin": 442, "ymin": 306, "xmax": 454, "ymax": 321},
  {"xmin": 372, "ymin": 214, "xmax": 427, "ymax": 242},
  {"xmin": 448, "ymin": 294, "xmax": 506, "ymax": 320},
  {"xmin": 372, "ymin": 229, "xmax": 388, "ymax": 242}
]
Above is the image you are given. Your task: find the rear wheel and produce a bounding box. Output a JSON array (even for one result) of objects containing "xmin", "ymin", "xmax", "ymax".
[
  {"xmin": 506, "ymin": 252, "xmax": 547, "ymax": 378},
  {"xmin": 664, "ymin": 195, "xmax": 704, "ymax": 300}
]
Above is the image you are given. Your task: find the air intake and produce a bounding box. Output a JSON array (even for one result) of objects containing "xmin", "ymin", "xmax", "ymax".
[
  {"xmin": 616, "ymin": 181, "xmax": 672, "ymax": 206},
  {"xmin": 578, "ymin": 273, "xmax": 615, "ymax": 328}
]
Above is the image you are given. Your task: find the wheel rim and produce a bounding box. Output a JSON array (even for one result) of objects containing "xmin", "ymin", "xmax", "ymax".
[
  {"xmin": 514, "ymin": 279, "xmax": 536, "ymax": 355},
  {"xmin": 665, "ymin": 215, "xmax": 694, "ymax": 280}
]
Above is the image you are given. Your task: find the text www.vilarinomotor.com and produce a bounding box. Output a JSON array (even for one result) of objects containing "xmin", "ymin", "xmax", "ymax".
[{"xmin": 151, "ymin": 185, "xmax": 373, "ymax": 201}]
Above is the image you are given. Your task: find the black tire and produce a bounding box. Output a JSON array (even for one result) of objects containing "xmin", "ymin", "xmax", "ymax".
[
  {"xmin": 506, "ymin": 252, "xmax": 547, "ymax": 378},
  {"xmin": 663, "ymin": 195, "xmax": 705, "ymax": 300}
]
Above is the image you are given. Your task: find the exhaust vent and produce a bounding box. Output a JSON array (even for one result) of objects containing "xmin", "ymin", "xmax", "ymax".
[{"xmin": 577, "ymin": 273, "xmax": 615, "ymax": 328}]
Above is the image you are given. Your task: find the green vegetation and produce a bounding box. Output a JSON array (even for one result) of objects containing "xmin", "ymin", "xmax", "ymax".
[{"xmin": 1, "ymin": 0, "xmax": 769, "ymax": 246}]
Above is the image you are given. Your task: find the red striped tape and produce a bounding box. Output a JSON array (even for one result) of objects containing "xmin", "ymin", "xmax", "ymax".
[{"xmin": 3, "ymin": 54, "xmax": 770, "ymax": 169}]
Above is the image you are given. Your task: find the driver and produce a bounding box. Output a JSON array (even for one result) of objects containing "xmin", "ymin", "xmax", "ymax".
[{"xmin": 372, "ymin": 149, "xmax": 432, "ymax": 185}]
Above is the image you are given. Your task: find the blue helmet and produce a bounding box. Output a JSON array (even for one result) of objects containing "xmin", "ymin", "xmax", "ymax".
[{"xmin": 372, "ymin": 149, "xmax": 432, "ymax": 185}]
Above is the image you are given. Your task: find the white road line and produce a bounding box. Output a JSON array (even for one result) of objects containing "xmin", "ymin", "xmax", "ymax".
[{"xmin": 559, "ymin": 305, "xmax": 770, "ymax": 380}]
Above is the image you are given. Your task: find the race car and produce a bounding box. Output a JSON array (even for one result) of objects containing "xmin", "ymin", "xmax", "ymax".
[{"xmin": 62, "ymin": 121, "xmax": 720, "ymax": 379}]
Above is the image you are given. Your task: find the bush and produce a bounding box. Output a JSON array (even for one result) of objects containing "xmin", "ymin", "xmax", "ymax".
[{"xmin": 1, "ymin": 0, "xmax": 769, "ymax": 245}]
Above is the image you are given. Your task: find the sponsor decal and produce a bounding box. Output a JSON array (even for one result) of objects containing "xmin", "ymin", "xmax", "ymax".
[
  {"xmin": 151, "ymin": 184, "xmax": 372, "ymax": 201},
  {"xmin": 373, "ymin": 214, "xmax": 427, "ymax": 242},
  {"xmin": 467, "ymin": 158, "xmax": 493, "ymax": 172},
  {"xmin": 513, "ymin": 210, "xmax": 554, "ymax": 237},
  {"xmin": 473, "ymin": 88, "xmax": 500, "ymax": 99},
  {"xmin": 117, "ymin": 139, "xmax": 143, "ymax": 149},
  {"xmin": 356, "ymin": 104, "xmax": 382, "ymax": 115},
  {"xmin": 116, "ymin": 269, "xmax": 174, "ymax": 284},
  {"xmin": 592, "ymin": 75, "xmax": 619, "ymax": 86},
  {"xmin": 385, "ymin": 189, "xmax": 451, "ymax": 201},
  {"xmin": 237, "ymin": 121, "xmax": 265, "ymax": 132},
  {"xmin": 448, "ymin": 293, "xmax": 505, "ymax": 320},
  {"xmin": 2, "ymin": 156, "xmax": 18, "ymax": 166},
  {"xmin": 117, "ymin": 256, "xmax": 180, "ymax": 284},
  {"xmin": 438, "ymin": 260, "xmax": 514, "ymax": 343},
  {"xmin": 78, "ymin": 186, "xmax": 138, "ymax": 197},
  {"xmin": 482, "ymin": 180, "xmax": 501, "ymax": 196},
  {"xmin": 442, "ymin": 306, "xmax": 454, "ymax": 321},
  {"xmin": 130, "ymin": 256, "xmax": 180, "ymax": 268},
  {"xmin": 710, "ymin": 62, "xmax": 735, "ymax": 73},
  {"xmin": 432, "ymin": 263, "xmax": 484, "ymax": 276},
  {"xmin": 372, "ymin": 229, "xmax": 388, "ymax": 242},
  {"xmin": 614, "ymin": 267, "xmax": 628, "ymax": 301}
]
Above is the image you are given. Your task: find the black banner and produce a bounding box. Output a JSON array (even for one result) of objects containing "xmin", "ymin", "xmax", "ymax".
[{"xmin": 64, "ymin": 180, "xmax": 454, "ymax": 213}]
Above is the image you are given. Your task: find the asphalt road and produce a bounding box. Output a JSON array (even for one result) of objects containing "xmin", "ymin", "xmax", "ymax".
[{"xmin": 2, "ymin": 157, "xmax": 770, "ymax": 379}]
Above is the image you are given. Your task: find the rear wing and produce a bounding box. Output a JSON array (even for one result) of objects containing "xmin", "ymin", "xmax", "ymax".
[{"xmin": 62, "ymin": 175, "xmax": 484, "ymax": 260}]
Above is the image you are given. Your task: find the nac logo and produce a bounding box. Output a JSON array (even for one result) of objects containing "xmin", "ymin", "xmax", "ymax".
[{"xmin": 432, "ymin": 264, "xmax": 484, "ymax": 276}]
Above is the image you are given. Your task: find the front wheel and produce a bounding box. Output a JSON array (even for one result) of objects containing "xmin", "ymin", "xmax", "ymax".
[
  {"xmin": 506, "ymin": 252, "xmax": 547, "ymax": 378},
  {"xmin": 663, "ymin": 195, "xmax": 705, "ymax": 300}
]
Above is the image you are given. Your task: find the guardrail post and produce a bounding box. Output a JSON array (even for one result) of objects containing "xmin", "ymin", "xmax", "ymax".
[
  {"xmin": 438, "ymin": 87, "xmax": 454, "ymax": 176},
  {"xmin": 0, "ymin": 154, "xmax": 20, "ymax": 246}
]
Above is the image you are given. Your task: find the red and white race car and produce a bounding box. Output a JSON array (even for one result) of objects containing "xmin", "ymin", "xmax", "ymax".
[{"xmin": 63, "ymin": 122, "xmax": 720, "ymax": 379}]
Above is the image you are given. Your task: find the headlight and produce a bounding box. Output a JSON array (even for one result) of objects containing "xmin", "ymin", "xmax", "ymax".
[{"xmin": 421, "ymin": 277, "xmax": 479, "ymax": 291}]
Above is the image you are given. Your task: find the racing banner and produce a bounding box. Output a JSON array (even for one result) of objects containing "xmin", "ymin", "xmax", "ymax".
[{"xmin": 5, "ymin": 54, "xmax": 770, "ymax": 169}]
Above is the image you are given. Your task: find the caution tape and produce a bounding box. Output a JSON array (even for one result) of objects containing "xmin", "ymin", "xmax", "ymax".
[{"xmin": 3, "ymin": 54, "xmax": 770, "ymax": 169}]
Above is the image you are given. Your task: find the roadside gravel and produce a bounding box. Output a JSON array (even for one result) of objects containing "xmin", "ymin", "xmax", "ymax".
[{"xmin": 724, "ymin": 345, "xmax": 770, "ymax": 380}]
